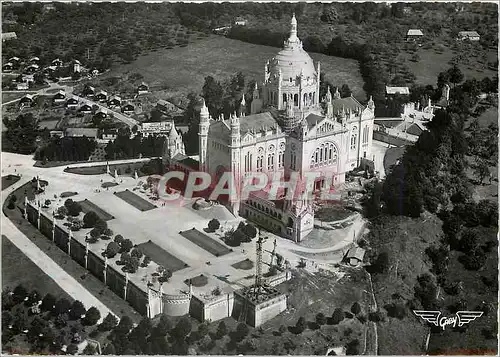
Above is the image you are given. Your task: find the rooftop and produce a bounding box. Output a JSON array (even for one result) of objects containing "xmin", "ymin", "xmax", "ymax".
[
  {"xmin": 407, "ymin": 29, "xmax": 423, "ymax": 36},
  {"xmin": 386, "ymin": 86, "xmax": 410, "ymax": 95}
]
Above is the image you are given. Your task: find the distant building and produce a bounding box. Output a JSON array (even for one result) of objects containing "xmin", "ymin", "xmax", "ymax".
[
  {"xmin": 24, "ymin": 64, "xmax": 39, "ymax": 74},
  {"xmin": 65, "ymin": 96, "xmax": 79, "ymax": 109},
  {"xmin": 406, "ymin": 29, "xmax": 423, "ymax": 41},
  {"xmin": 137, "ymin": 82, "xmax": 149, "ymax": 94},
  {"xmin": 19, "ymin": 94, "xmax": 36, "ymax": 106},
  {"xmin": 53, "ymin": 90, "xmax": 66, "ymax": 103},
  {"xmin": 121, "ymin": 102, "xmax": 135, "ymax": 114},
  {"xmin": 16, "ymin": 82, "xmax": 29, "ymax": 90},
  {"xmin": 83, "ymin": 85, "xmax": 96, "ymax": 97},
  {"xmin": 78, "ymin": 103, "xmax": 93, "ymax": 113},
  {"xmin": 457, "ymin": 31, "xmax": 480, "ymax": 41},
  {"xmin": 385, "ymin": 86, "xmax": 410, "ymax": 96},
  {"xmin": 101, "ymin": 128, "xmax": 118, "ymax": 142},
  {"xmin": 108, "ymin": 95, "xmax": 122, "ymax": 107},
  {"xmin": 52, "ymin": 58, "xmax": 63, "ymax": 67},
  {"xmin": 234, "ymin": 17, "xmax": 247, "ymax": 26},
  {"xmin": 344, "ymin": 247, "xmax": 365, "ymax": 267},
  {"xmin": 64, "ymin": 128, "xmax": 98, "ymax": 139},
  {"xmin": 94, "ymin": 107, "xmax": 108, "ymax": 119},
  {"xmin": 95, "ymin": 90, "xmax": 108, "ymax": 102},
  {"xmin": 73, "ymin": 59, "xmax": 81, "ymax": 73},
  {"xmin": 29, "ymin": 57, "xmax": 40, "ymax": 64},
  {"xmin": 156, "ymin": 99, "xmax": 184, "ymax": 114},
  {"xmin": 3, "ymin": 62, "xmax": 13, "ymax": 72},
  {"xmin": 8, "ymin": 56, "xmax": 20, "ymax": 63},
  {"xmin": 139, "ymin": 121, "xmax": 174, "ymax": 136},
  {"xmin": 2, "ymin": 32, "xmax": 17, "ymax": 41}
]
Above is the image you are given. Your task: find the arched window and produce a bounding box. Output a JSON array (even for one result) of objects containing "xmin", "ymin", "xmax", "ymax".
[
  {"xmin": 294, "ymin": 94, "xmax": 298, "ymax": 106},
  {"xmin": 351, "ymin": 127, "xmax": 358, "ymax": 150},
  {"xmin": 257, "ymin": 156, "xmax": 264, "ymax": 172},
  {"xmin": 310, "ymin": 143, "xmax": 338, "ymax": 168},
  {"xmin": 278, "ymin": 152, "xmax": 284, "ymax": 168},
  {"xmin": 303, "ymin": 93, "xmax": 307, "ymax": 107},
  {"xmin": 313, "ymin": 92, "xmax": 316, "ymax": 104},
  {"xmin": 282, "ymin": 93, "xmax": 287, "ymax": 105},
  {"xmin": 267, "ymin": 153, "xmax": 275, "ymax": 170}
]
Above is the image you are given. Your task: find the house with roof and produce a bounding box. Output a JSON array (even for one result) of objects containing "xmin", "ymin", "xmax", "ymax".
[
  {"xmin": 64, "ymin": 128, "xmax": 99, "ymax": 139},
  {"xmin": 53, "ymin": 90, "xmax": 66, "ymax": 103},
  {"xmin": 234, "ymin": 17, "xmax": 247, "ymax": 26},
  {"xmin": 101, "ymin": 128, "xmax": 118, "ymax": 142},
  {"xmin": 16, "ymin": 82, "xmax": 29, "ymax": 90},
  {"xmin": 29, "ymin": 57, "xmax": 40, "ymax": 64},
  {"xmin": 19, "ymin": 94, "xmax": 36, "ymax": 106},
  {"xmin": 156, "ymin": 99, "xmax": 184, "ymax": 115},
  {"xmin": 95, "ymin": 90, "xmax": 108, "ymax": 102},
  {"xmin": 24, "ymin": 64, "xmax": 39, "ymax": 74},
  {"xmin": 52, "ymin": 58, "xmax": 63, "ymax": 67},
  {"xmin": 82, "ymin": 85, "xmax": 96, "ymax": 97},
  {"xmin": 406, "ymin": 29, "xmax": 423, "ymax": 42},
  {"xmin": 2, "ymin": 32, "xmax": 17, "ymax": 42},
  {"xmin": 344, "ymin": 247, "xmax": 365, "ymax": 267},
  {"xmin": 385, "ymin": 86, "xmax": 410, "ymax": 96},
  {"xmin": 3, "ymin": 62, "xmax": 13, "ymax": 72},
  {"xmin": 457, "ymin": 31, "xmax": 480, "ymax": 41},
  {"xmin": 78, "ymin": 102, "xmax": 93, "ymax": 113},
  {"xmin": 121, "ymin": 102, "xmax": 135, "ymax": 114},
  {"xmin": 108, "ymin": 95, "xmax": 122, "ymax": 107},
  {"xmin": 94, "ymin": 107, "xmax": 108, "ymax": 119},
  {"xmin": 73, "ymin": 59, "xmax": 81, "ymax": 73},
  {"xmin": 137, "ymin": 82, "xmax": 149, "ymax": 94},
  {"xmin": 8, "ymin": 56, "xmax": 20, "ymax": 63},
  {"xmin": 65, "ymin": 96, "xmax": 79, "ymax": 109}
]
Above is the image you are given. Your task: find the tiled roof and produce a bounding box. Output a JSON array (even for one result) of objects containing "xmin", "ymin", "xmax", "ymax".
[
  {"xmin": 330, "ymin": 96, "xmax": 364, "ymax": 114},
  {"xmin": 305, "ymin": 113, "xmax": 324, "ymax": 129},
  {"xmin": 386, "ymin": 86, "xmax": 410, "ymax": 95},
  {"xmin": 239, "ymin": 112, "xmax": 278, "ymax": 133}
]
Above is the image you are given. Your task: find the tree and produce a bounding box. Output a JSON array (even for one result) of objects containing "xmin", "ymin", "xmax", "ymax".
[
  {"xmin": 197, "ymin": 322, "xmax": 209, "ymax": 338},
  {"xmin": 340, "ymin": 84, "xmax": 352, "ymax": 98},
  {"xmin": 172, "ymin": 316, "xmax": 192, "ymax": 340},
  {"xmin": 131, "ymin": 248, "xmax": 143, "ymax": 260},
  {"xmin": 99, "ymin": 313, "xmax": 118, "ymax": 331},
  {"xmin": 315, "ymin": 312, "xmax": 326, "ymax": 325},
  {"xmin": 125, "ymin": 256, "xmax": 140, "ymax": 273},
  {"xmin": 114, "ymin": 234, "xmax": 125, "ymax": 244},
  {"xmin": 472, "ymin": 158, "xmax": 490, "ymax": 184},
  {"xmin": 142, "ymin": 255, "xmax": 151, "ymax": 267},
  {"xmin": 242, "ymin": 223, "xmax": 257, "ymax": 238},
  {"xmin": 346, "ymin": 339, "xmax": 360, "ymax": 355},
  {"xmin": 83, "ymin": 343, "xmax": 97, "ymax": 355},
  {"xmin": 158, "ymin": 268, "xmax": 172, "ymax": 283},
  {"xmin": 105, "ymin": 241, "xmax": 120, "ymax": 258},
  {"xmin": 207, "ymin": 218, "xmax": 220, "ymax": 232},
  {"xmin": 120, "ymin": 238, "xmax": 133, "ymax": 253},
  {"xmin": 83, "ymin": 307, "xmax": 101, "ymax": 326},
  {"xmin": 153, "ymin": 315, "xmax": 173, "ymax": 337},
  {"xmin": 234, "ymin": 322, "xmax": 249, "ymax": 341},
  {"xmin": 13, "ymin": 285, "xmax": 27, "ymax": 303},
  {"xmin": 371, "ymin": 252, "xmax": 390, "ymax": 274},
  {"xmin": 120, "ymin": 252, "xmax": 131, "ymax": 265},
  {"xmin": 89, "ymin": 228, "xmax": 101, "ymax": 239},
  {"xmin": 69, "ymin": 300, "xmax": 86, "ymax": 320},
  {"xmin": 103, "ymin": 343, "xmax": 116, "ymax": 355},
  {"xmin": 115, "ymin": 315, "xmax": 134, "ymax": 335},
  {"xmin": 216, "ymin": 320, "xmax": 228, "ymax": 339},
  {"xmin": 64, "ymin": 199, "xmax": 82, "ymax": 217},
  {"xmin": 67, "ymin": 344, "xmax": 79, "ymax": 355},
  {"xmin": 83, "ymin": 211, "xmax": 100, "ymax": 228},
  {"xmin": 414, "ymin": 274, "xmax": 437, "ymax": 309},
  {"xmin": 459, "ymin": 229, "xmax": 480, "ymax": 253},
  {"xmin": 56, "ymin": 205, "xmax": 68, "ymax": 217},
  {"xmin": 331, "ymin": 308, "xmax": 345, "ymax": 324},
  {"xmin": 448, "ymin": 65, "xmax": 464, "ymax": 87},
  {"xmin": 351, "ymin": 302, "xmax": 362, "ymax": 315}
]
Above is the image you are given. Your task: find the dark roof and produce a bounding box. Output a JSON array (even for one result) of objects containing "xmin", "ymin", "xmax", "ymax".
[
  {"xmin": 305, "ymin": 113, "xmax": 323, "ymax": 129},
  {"xmin": 346, "ymin": 247, "xmax": 365, "ymax": 261},
  {"xmin": 331, "ymin": 96, "xmax": 364, "ymax": 114},
  {"xmin": 239, "ymin": 112, "xmax": 278, "ymax": 133},
  {"xmin": 374, "ymin": 119, "xmax": 403, "ymax": 128},
  {"xmin": 406, "ymin": 123, "xmax": 423, "ymax": 136}
]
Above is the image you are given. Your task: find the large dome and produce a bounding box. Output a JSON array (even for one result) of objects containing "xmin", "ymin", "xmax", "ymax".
[{"xmin": 268, "ymin": 14, "xmax": 316, "ymax": 81}]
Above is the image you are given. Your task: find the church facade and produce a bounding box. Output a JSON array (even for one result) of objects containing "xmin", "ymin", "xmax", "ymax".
[{"xmin": 195, "ymin": 14, "xmax": 375, "ymax": 242}]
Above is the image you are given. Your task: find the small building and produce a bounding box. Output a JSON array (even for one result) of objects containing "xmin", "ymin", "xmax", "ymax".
[
  {"xmin": 345, "ymin": 247, "xmax": 365, "ymax": 267},
  {"xmin": 137, "ymin": 82, "xmax": 149, "ymax": 94},
  {"xmin": 139, "ymin": 121, "xmax": 173, "ymax": 136},
  {"xmin": 386, "ymin": 86, "xmax": 410, "ymax": 96},
  {"xmin": 24, "ymin": 64, "xmax": 39, "ymax": 74},
  {"xmin": 16, "ymin": 82, "xmax": 29, "ymax": 90},
  {"xmin": 156, "ymin": 99, "xmax": 184, "ymax": 114},
  {"xmin": 2, "ymin": 32, "xmax": 17, "ymax": 42},
  {"xmin": 234, "ymin": 17, "xmax": 247, "ymax": 26},
  {"xmin": 19, "ymin": 94, "xmax": 36, "ymax": 106},
  {"xmin": 406, "ymin": 29, "xmax": 423, "ymax": 41},
  {"xmin": 82, "ymin": 85, "xmax": 96, "ymax": 97},
  {"xmin": 49, "ymin": 130, "xmax": 64, "ymax": 138},
  {"xmin": 94, "ymin": 107, "xmax": 108, "ymax": 119},
  {"xmin": 108, "ymin": 95, "xmax": 122, "ymax": 107},
  {"xmin": 3, "ymin": 62, "xmax": 13, "ymax": 72},
  {"xmin": 78, "ymin": 102, "xmax": 93, "ymax": 113},
  {"xmin": 95, "ymin": 90, "xmax": 108, "ymax": 102},
  {"xmin": 121, "ymin": 102, "xmax": 135, "ymax": 114},
  {"xmin": 8, "ymin": 56, "xmax": 20, "ymax": 64},
  {"xmin": 73, "ymin": 59, "xmax": 81, "ymax": 73},
  {"xmin": 64, "ymin": 128, "xmax": 98, "ymax": 139},
  {"xmin": 53, "ymin": 90, "xmax": 66, "ymax": 103},
  {"xmin": 457, "ymin": 31, "xmax": 480, "ymax": 41},
  {"xmin": 65, "ymin": 96, "xmax": 79, "ymax": 109},
  {"xmin": 29, "ymin": 56, "xmax": 40, "ymax": 64},
  {"xmin": 52, "ymin": 58, "xmax": 63, "ymax": 67},
  {"xmin": 101, "ymin": 128, "xmax": 118, "ymax": 142}
]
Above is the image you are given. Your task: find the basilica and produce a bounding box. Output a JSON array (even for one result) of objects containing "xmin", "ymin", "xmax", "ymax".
[{"xmin": 168, "ymin": 14, "xmax": 375, "ymax": 242}]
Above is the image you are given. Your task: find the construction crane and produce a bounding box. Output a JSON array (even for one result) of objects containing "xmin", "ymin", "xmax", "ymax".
[{"xmin": 252, "ymin": 229, "xmax": 268, "ymax": 298}]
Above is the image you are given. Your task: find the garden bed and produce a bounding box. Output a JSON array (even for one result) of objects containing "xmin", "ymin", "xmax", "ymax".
[
  {"xmin": 77, "ymin": 199, "xmax": 115, "ymax": 221},
  {"xmin": 1, "ymin": 175, "xmax": 20, "ymax": 190},
  {"xmin": 179, "ymin": 228, "xmax": 232, "ymax": 257},
  {"xmin": 231, "ymin": 258, "xmax": 254, "ymax": 270},
  {"xmin": 136, "ymin": 241, "xmax": 187, "ymax": 272},
  {"xmin": 114, "ymin": 190, "xmax": 157, "ymax": 211}
]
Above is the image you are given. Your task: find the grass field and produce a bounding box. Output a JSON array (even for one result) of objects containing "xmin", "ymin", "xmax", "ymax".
[
  {"xmin": 114, "ymin": 189, "xmax": 157, "ymax": 211},
  {"xmin": 179, "ymin": 228, "xmax": 232, "ymax": 257},
  {"xmin": 401, "ymin": 47, "xmax": 497, "ymax": 86},
  {"xmin": 1, "ymin": 174, "xmax": 20, "ymax": 190},
  {"xmin": 2, "ymin": 92, "xmax": 32, "ymax": 103},
  {"xmin": 102, "ymin": 35, "xmax": 366, "ymax": 101},
  {"xmin": 78, "ymin": 199, "xmax": 115, "ymax": 221},
  {"xmin": 2, "ymin": 235, "xmax": 72, "ymax": 300},
  {"xmin": 64, "ymin": 161, "xmax": 155, "ymax": 176},
  {"xmin": 137, "ymin": 241, "xmax": 188, "ymax": 272}
]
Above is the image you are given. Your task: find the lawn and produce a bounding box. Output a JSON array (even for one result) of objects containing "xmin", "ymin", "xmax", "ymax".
[
  {"xmin": 136, "ymin": 241, "xmax": 188, "ymax": 272},
  {"xmin": 64, "ymin": 161, "xmax": 157, "ymax": 176},
  {"xmin": 315, "ymin": 205, "xmax": 354, "ymax": 222},
  {"xmin": 2, "ymin": 235, "xmax": 72, "ymax": 300},
  {"xmin": 231, "ymin": 258, "xmax": 254, "ymax": 270},
  {"xmin": 2, "ymin": 92, "xmax": 32, "ymax": 103},
  {"xmin": 114, "ymin": 189, "xmax": 157, "ymax": 211},
  {"xmin": 401, "ymin": 47, "xmax": 497, "ymax": 86},
  {"xmin": 179, "ymin": 228, "xmax": 232, "ymax": 257},
  {"xmin": 77, "ymin": 199, "xmax": 115, "ymax": 221},
  {"xmin": 102, "ymin": 35, "xmax": 366, "ymax": 101},
  {"xmin": 2, "ymin": 174, "xmax": 20, "ymax": 190}
]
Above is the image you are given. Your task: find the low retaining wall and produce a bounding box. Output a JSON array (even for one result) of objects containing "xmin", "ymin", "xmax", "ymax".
[
  {"xmin": 163, "ymin": 293, "xmax": 191, "ymax": 316},
  {"xmin": 373, "ymin": 131, "xmax": 414, "ymax": 147}
]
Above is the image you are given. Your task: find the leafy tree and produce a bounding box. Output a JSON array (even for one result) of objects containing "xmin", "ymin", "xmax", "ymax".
[
  {"xmin": 99, "ymin": 313, "xmax": 118, "ymax": 331},
  {"xmin": 351, "ymin": 302, "xmax": 362, "ymax": 315},
  {"xmin": 120, "ymin": 238, "xmax": 133, "ymax": 253},
  {"xmin": 125, "ymin": 256, "xmax": 140, "ymax": 273},
  {"xmin": 83, "ymin": 211, "xmax": 100, "ymax": 228},
  {"xmin": 472, "ymin": 158, "xmax": 490, "ymax": 184},
  {"xmin": 459, "ymin": 229, "xmax": 480, "ymax": 253},
  {"xmin": 172, "ymin": 316, "xmax": 192, "ymax": 340},
  {"xmin": 67, "ymin": 344, "xmax": 79, "ymax": 355},
  {"xmin": 142, "ymin": 255, "xmax": 151, "ymax": 267},
  {"xmin": 105, "ymin": 241, "xmax": 120, "ymax": 258},
  {"xmin": 13, "ymin": 285, "xmax": 27, "ymax": 303},
  {"xmin": 158, "ymin": 268, "xmax": 172, "ymax": 283},
  {"xmin": 234, "ymin": 322, "xmax": 249, "ymax": 341},
  {"xmin": 69, "ymin": 300, "xmax": 86, "ymax": 320},
  {"xmin": 83, "ymin": 307, "xmax": 101, "ymax": 326},
  {"xmin": 242, "ymin": 223, "xmax": 257, "ymax": 238},
  {"xmin": 414, "ymin": 274, "xmax": 437, "ymax": 309},
  {"xmin": 315, "ymin": 312, "xmax": 326, "ymax": 325},
  {"xmin": 331, "ymin": 308, "xmax": 345, "ymax": 324},
  {"xmin": 115, "ymin": 315, "xmax": 134, "ymax": 335},
  {"xmin": 103, "ymin": 343, "xmax": 116, "ymax": 355},
  {"xmin": 153, "ymin": 315, "xmax": 173, "ymax": 337},
  {"xmin": 83, "ymin": 343, "xmax": 97, "ymax": 355},
  {"xmin": 131, "ymin": 248, "xmax": 143, "ymax": 260},
  {"xmin": 197, "ymin": 322, "xmax": 209, "ymax": 338},
  {"xmin": 216, "ymin": 320, "xmax": 228, "ymax": 339},
  {"xmin": 207, "ymin": 218, "xmax": 220, "ymax": 232},
  {"xmin": 371, "ymin": 251, "xmax": 390, "ymax": 274},
  {"xmin": 56, "ymin": 206, "xmax": 68, "ymax": 217},
  {"xmin": 114, "ymin": 234, "xmax": 124, "ymax": 244},
  {"xmin": 346, "ymin": 339, "xmax": 360, "ymax": 355},
  {"xmin": 448, "ymin": 65, "xmax": 464, "ymax": 87}
]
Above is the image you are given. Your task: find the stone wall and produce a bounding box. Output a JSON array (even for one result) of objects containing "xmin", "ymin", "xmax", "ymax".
[
  {"xmin": 87, "ymin": 250, "xmax": 105, "ymax": 282},
  {"xmin": 193, "ymin": 293, "xmax": 234, "ymax": 323},
  {"xmin": 127, "ymin": 281, "xmax": 148, "ymax": 316},
  {"xmin": 373, "ymin": 131, "xmax": 414, "ymax": 147},
  {"xmin": 254, "ymin": 294, "xmax": 287, "ymax": 327},
  {"xmin": 71, "ymin": 239, "xmax": 86, "ymax": 268},
  {"xmin": 107, "ymin": 265, "xmax": 126, "ymax": 299},
  {"xmin": 263, "ymin": 270, "xmax": 291, "ymax": 287}
]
